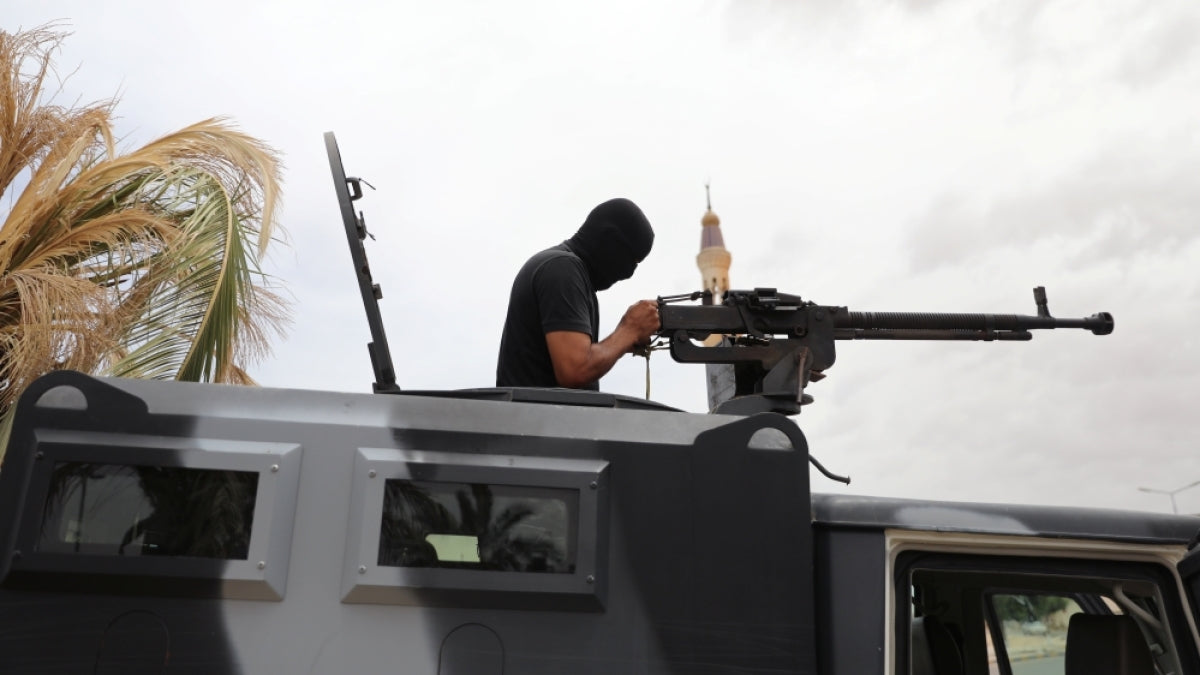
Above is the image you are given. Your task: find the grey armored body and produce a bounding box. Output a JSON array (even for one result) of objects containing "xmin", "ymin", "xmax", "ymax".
[
  {"xmin": 0, "ymin": 136, "xmax": 1197, "ymax": 674},
  {"xmin": 3, "ymin": 373, "xmax": 1200, "ymax": 674}
]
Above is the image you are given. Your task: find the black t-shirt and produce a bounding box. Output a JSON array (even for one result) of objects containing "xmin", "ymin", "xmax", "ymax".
[{"xmin": 496, "ymin": 244, "xmax": 599, "ymax": 389}]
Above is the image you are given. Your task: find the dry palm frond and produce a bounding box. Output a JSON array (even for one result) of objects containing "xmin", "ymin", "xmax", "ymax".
[
  {"xmin": 0, "ymin": 26, "xmax": 289, "ymax": 460},
  {"xmin": 0, "ymin": 26, "xmax": 113, "ymax": 197}
]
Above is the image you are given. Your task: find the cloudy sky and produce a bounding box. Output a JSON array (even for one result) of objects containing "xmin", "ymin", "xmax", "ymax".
[{"xmin": 8, "ymin": 0, "xmax": 1199, "ymax": 513}]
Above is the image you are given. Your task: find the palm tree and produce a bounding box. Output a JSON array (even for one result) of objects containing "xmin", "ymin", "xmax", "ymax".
[{"xmin": 0, "ymin": 26, "xmax": 287, "ymax": 459}]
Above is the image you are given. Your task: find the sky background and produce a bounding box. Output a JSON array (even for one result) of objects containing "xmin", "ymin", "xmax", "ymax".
[{"xmin": 7, "ymin": 0, "xmax": 1199, "ymax": 513}]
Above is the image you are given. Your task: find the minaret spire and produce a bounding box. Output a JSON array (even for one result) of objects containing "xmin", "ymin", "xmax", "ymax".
[
  {"xmin": 695, "ymin": 185, "xmax": 736, "ymax": 410},
  {"xmin": 696, "ymin": 184, "xmax": 732, "ymax": 304}
]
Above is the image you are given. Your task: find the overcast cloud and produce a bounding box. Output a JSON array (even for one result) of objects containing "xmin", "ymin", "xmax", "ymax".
[{"xmin": 7, "ymin": 0, "xmax": 1199, "ymax": 513}]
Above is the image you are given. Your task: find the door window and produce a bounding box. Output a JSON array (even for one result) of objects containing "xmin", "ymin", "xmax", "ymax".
[{"xmin": 987, "ymin": 593, "xmax": 1086, "ymax": 675}]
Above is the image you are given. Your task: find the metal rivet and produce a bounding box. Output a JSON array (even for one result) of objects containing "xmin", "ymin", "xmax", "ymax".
[
  {"xmin": 358, "ymin": 565, "xmax": 367, "ymax": 574},
  {"xmin": 12, "ymin": 550, "xmax": 21, "ymax": 560},
  {"xmin": 270, "ymin": 464, "xmax": 279, "ymax": 473},
  {"xmin": 257, "ymin": 561, "xmax": 266, "ymax": 570},
  {"xmin": 589, "ymin": 481, "xmax": 598, "ymax": 490},
  {"xmin": 368, "ymin": 469, "xmax": 377, "ymax": 478},
  {"xmin": 586, "ymin": 574, "xmax": 595, "ymax": 584}
]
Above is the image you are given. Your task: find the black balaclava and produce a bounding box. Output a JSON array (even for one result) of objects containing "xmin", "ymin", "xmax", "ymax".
[{"xmin": 565, "ymin": 198, "xmax": 655, "ymax": 291}]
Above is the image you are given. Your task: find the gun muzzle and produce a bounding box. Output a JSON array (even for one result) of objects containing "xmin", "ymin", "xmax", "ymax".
[
  {"xmin": 1050, "ymin": 312, "xmax": 1114, "ymax": 335},
  {"xmin": 1087, "ymin": 312, "xmax": 1114, "ymax": 335}
]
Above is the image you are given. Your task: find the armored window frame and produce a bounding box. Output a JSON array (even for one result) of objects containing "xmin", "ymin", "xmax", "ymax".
[
  {"xmin": 341, "ymin": 447, "xmax": 609, "ymax": 611},
  {"xmin": 6, "ymin": 429, "xmax": 302, "ymax": 601},
  {"xmin": 893, "ymin": 552, "xmax": 1200, "ymax": 675}
]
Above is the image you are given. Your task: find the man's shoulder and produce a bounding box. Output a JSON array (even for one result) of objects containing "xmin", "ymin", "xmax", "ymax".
[
  {"xmin": 524, "ymin": 244, "xmax": 582, "ymax": 269},
  {"xmin": 519, "ymin": 245, "xmax": 587, "ymax": 283}
]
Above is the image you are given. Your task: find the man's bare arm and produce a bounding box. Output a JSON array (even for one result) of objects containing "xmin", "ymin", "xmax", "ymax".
[{"xmin": 546, "ymin": 300, "xmax": 660, "ymax": 388}]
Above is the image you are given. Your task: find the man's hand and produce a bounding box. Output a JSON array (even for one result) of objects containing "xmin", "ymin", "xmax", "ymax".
[
  {"xmin": 545, "ymin": 299, "xmax": 661, "ymax": 388},
  {"xmin": 618, "ymin": 300, "xmax": 661, "ymax": 352}
]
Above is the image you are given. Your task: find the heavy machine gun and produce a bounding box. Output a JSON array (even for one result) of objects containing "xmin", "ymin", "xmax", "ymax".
[{"xmin": 657, "ymin": 287, "xmax": 1114, "ymax": 416}]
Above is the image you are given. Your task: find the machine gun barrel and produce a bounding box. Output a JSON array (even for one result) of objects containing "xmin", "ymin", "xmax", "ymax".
[{"xmin": 833, "ymin": 309, "xmax": 1114, "ymax": 340}]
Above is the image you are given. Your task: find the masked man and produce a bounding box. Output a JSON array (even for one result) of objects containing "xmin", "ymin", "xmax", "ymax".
[{"xmin": 496, "ymin": 198, "xmax": 660, "ymax": 389}]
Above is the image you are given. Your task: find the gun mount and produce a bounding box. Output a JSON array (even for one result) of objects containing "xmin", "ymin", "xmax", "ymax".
[{"xmin": 658, "ymin": 287, "xmax": 1114, "ymax": 416}]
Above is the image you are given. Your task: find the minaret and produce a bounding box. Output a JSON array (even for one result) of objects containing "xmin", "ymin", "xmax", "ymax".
[
  {"xmin": 696, "ymin": 185, "xmax": 736, "ymax": 411},
  {"xmin": 696, "ymin": 184, "xmax": 732, "ymax": 304}
]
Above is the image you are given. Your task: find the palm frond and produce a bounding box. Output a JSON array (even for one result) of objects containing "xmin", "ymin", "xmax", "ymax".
[
  {"xmin": 97, "ymin": 153, "xmax": 287, "ymax": 383},
  {"xmin": 0, "ymin": 26, "xmax": 290, "ymax": 462},
  {"xmin": 0, "ymin": 26, "xmax": 111, "ymax": 196}
]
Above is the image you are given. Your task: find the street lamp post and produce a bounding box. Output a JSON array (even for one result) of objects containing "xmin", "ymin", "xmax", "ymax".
[{"xmin": 1138, "ymin": 479, "xmax": 1200, "ymax": 514}]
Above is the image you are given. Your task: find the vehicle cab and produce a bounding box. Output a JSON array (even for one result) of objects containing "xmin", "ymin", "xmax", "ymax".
[{"xmin": 814, "ymin": 493, "xmax": 1200, "ymax": 674}]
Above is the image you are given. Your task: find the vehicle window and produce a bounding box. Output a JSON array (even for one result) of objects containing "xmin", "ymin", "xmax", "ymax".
[
  {"xmin": 38, "ymin": 462, "xmax": 258, "ymax": 559},
  {"xmin": 900, "ymin": 557, "xmax": 1197, "ymax": 675},
  {"xmin": 988, "ymin": 593, "xmax": 1085, "ymax": 675},
  {"xmin": 378, "ymin": 479, "xmax": 577, "ymax": 573}
]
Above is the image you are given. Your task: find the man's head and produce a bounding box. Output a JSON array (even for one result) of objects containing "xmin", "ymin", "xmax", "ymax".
[{"xmin": 567, "ymin": 198, "xmax": 654, "ymax": 291}]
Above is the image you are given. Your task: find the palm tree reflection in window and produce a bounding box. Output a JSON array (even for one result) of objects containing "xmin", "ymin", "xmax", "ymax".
[
  {"xmin": 39, "ymin": 462, "xmax": 258, "ymax": 560},
  {"xmin": 378, "ymin": 480, "xmax": 576, "ymax": 573}
]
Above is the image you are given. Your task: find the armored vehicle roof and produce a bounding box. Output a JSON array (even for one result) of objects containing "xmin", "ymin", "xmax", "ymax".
[{"xmin": 813, "ymin": 493, "xmax": 1200, "ymax": 545}]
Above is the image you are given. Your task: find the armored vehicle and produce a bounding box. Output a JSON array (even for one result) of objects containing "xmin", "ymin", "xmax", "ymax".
[
  {"xmin": 2, "ymin": 372, "xmax": 1199, "ymax": 674},
  {"xmin": 0, "ymin": 136, "xmax": 1196, "ymax": 674}
]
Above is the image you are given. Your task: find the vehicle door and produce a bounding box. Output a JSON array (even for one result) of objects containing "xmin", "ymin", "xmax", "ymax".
[{"xmin": 1180, "ymin": 544, "xmax": 1200, "ymax": 635}]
